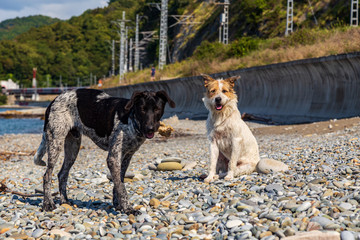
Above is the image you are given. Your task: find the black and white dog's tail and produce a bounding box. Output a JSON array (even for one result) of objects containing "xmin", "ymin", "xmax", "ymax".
[
  {"xmin": 33, "ymin": 132, "xmax": 47, "ymax": 166},
  {"xmin": 34, "ymin": 99, "xmax": 55, "ymax": 166}
]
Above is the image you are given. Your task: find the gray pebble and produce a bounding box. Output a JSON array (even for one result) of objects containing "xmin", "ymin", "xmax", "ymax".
[
  {"xmin": 265, "ymin": 184, "xmax": 284, "ymax": 192},
  {"xmin": 340, "ymin": 231, "xmax": 355, "ymax": 240},
  {"xmin": 310, "ymin": 216, "xmax": 334, "ymax": 227},
  {"xmin": 31, "ymin": 228, "xmax": 44, "ymax": 238}
]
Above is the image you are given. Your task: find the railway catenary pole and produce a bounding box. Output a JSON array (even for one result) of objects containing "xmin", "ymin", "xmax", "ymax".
[
  {"xmin": 223, "ymin": 0, "xmax": 229, "ymax": 44},
  {"xmin": 216, "ymin": 0, "xmax": 229, "ymax": 44},
  {"xmin": 351, "ymin": 0, "xmax": 359, "ymax": 26},
  {"xmin": 285, "ymin": 0, "xmax": 294, "ymax": 36},
  {"xmin": 119, "ymin": 11, "xmax": 126, "ymax": 83},
  {"xmin": 124, "ymin": 26, "xmax": 128, "ymax": 74},
  {"xmin": 159, "ymin": 0, "xmax": 168, "ymax": 70},
  {"xmin": 111, "ymin": 39, "xmax": 115, "ymax": 76},
  {"xmin": 135, "ymin": 14, "xmax": 140, "ymax": 72},
  {"xmin": 129, "ymin": 38, "xmax": 133, "ymax": 72}
]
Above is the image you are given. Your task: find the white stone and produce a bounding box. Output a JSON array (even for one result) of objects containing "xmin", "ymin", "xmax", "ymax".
[
  {"xmin": 90, "ymin": 177, "xmax": 108, "ymax": 184},
  {"xmin": 226, "ymin": 219, "xmax": 243, "ymax": 229},
  {"xmin": 182, "ymin": 161, "xmax": 197, "ymax": 171},
  {"xmin": 282, "ymin": 230, "xmax": 340, "ymax": 240},
  {"xmin": 50, "ymin": 229, "xmax": 72, "ymax": 238},
  {"xmin": 296, "ymin": 201, "xmax": 312, "ymax": 212}
]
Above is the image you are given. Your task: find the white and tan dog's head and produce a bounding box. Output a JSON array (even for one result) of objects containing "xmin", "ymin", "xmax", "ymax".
[{"xmin": 202, "ymin": 74, "xmax": 240, "ymax": 112}]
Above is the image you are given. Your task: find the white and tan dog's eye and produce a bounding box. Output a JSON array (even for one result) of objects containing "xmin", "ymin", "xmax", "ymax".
[
  {"xmin": 222, "ymin": 89, "xmax": 228, "ymax": 93},
  {"xmin": 210, "ymin": 89, "xmax": 216, "ymax": 93}
]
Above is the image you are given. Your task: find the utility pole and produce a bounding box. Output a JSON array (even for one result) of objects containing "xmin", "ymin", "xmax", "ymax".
[
  {"xmin": 46, "ymin": 75, "xmax": 50, "ymax": 88},
  {"xmin": 129, "ymin": 38, "xmax": 133, "ymax": 72},
  {"xmin": 351, "ymin": 0, "xmax": 359, "ymax": 26},
  {"xmin": 285, "ymin": 0, "xmax": 294, "ymax": 36},
  {"xmin": 219, "ymin": 15, "xmax": 222, "ymax": 43},
  {"xmin": 135, "ymin": 14, "xmax": 140, "ymax": 72},
  {"xmin": 119, "ymin": 12, "xmax": 126, "ymax": 83},
  {"xmin": 136, "ymin": 31, "xmax": 157, "ymax": 67},
  {"xmin": 216, "ymin": 0, "xmax": 229, "ymax": 44},
  {"xmin": 124, "ymin": 26, "xmax": 129, "ymax": 74},
  {"xmin": 32, "ymin": 68, "xmax": 38, "ymax": 100},
  {"xmin": 223, "ymin": 0, "xmax": 229, "ymax": 44},
  {"xmin": 111, "ymin": 11, "xmax": 127, "ymax": 83},
  {"xmin": 60, "ymin": 75, "xmax": 63, "ymax": 92},
  {"xmin": 159, "ymin": 0, "xmax": 168, "ymax": 70},
  {"xmin": 111, "ymin": 39, "xmax": 115, "ymax": 76}
]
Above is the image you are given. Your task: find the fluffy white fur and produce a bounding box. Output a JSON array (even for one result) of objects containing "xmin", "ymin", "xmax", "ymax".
[{"xmin": 203, "ymin": 76, "xmax": 260, "ymax": 183}]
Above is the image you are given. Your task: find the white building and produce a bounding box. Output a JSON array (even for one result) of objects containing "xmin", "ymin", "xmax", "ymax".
[{"xmin": 1, "ymin": 79, "xmax": 19, "ymax": 90}]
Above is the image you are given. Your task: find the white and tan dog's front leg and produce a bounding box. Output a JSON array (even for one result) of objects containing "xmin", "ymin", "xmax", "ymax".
[
  {"xmin": 224, "ymin": 138, "xmax": 241, "ymax": 181},
  {"xmin": 204, "ymin": 140, "xmax": 219, "ymax": 183}
]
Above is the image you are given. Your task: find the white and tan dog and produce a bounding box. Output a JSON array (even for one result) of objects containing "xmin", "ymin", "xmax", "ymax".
[{"xmin": 202, "ymin": 74, "xmax": 260, "ymax": 183}]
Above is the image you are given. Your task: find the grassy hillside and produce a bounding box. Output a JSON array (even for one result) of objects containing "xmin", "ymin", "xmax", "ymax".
[
  {"xmin": 0, "ymin": 15, "xmax": 60, "ymax": 40},
  {"xmin": 100, "ymin": 26, "xmax": 360, "ymax": 88}
]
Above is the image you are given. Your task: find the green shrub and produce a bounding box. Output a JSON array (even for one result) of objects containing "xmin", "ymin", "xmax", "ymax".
[
  {"xmin": 228, "ymin": 37, "xmax": 260, "ymax": 57},
  {"xmin": 193, "ymin": 41, "xmax": 228, "ymax": 60},
  {"xmin": 285, "ymin": 28, "xmax": 318, "ymax": 46},
  {"xmin": 0, "ymin": 94, "xmax": 7, "ymax": 105}
]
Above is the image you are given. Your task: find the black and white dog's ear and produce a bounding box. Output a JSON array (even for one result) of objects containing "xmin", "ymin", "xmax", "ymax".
[
  {"xmin": 125, "ymin": 91, "xmax": 143, "ymax": 111},
  {"xmin": 156, "ymin": 90, "xmax": 176, "ymax": 108}
]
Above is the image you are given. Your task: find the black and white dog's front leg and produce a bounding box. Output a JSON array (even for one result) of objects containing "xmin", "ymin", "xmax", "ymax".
[
  {"xmin": 107, "ymin": 136, "xmax": 139, "ymax": 215},
  {"xmin": 114, "ymin": 153, "xmax": 139, "ymax": 214}
]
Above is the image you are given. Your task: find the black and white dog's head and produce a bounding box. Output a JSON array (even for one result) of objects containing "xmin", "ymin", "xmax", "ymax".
[{"xmin": 125, "ymin": 91, "xmax": 175, "ymax": 139}]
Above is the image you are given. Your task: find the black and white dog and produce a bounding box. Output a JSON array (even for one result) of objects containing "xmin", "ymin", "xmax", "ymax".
[{"xmin": 33, "ymin": 89, "xmax": 175, "ymax": 214}]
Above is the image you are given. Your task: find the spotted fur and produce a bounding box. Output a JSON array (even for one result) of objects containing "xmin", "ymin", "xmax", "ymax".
[
  {"xmin": 202, "ymin": 74, "xmax": 260, "ymax": 183},
  {"xmin": 34, "ymin": 89, "xmax": 175, "ymax": 214}
]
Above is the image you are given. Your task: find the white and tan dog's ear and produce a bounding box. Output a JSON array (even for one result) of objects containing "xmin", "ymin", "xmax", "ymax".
[
  {"xmin": 201, "ymin": 74, "xmax": 216, "ymax": 88},
  {"xmin": 224, "ymin": 75, "xmax": 241, "ymax": 88}
]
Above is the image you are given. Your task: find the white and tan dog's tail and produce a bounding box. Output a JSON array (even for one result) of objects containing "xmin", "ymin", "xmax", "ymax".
[
  {"xmin": 256, "ymin": 158, "xmax": 289, "ymax": 174},
  {"xmin": 33, "ymin": 132, "xmax": 47, "ymax": 166}
]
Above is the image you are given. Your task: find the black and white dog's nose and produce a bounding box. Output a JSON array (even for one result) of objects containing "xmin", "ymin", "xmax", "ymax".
[
  {"xmin": 215, "ymin": 97, "xmax": 222, "ymax": 103},
  {"xmin": 146, "ymin": 126, "xmax": 154, "ymax": 132}
]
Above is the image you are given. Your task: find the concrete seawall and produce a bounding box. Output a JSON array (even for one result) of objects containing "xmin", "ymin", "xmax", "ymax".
[{"xmin": 104, "ymin": 52, "xmax": 360, "ymax": 124}]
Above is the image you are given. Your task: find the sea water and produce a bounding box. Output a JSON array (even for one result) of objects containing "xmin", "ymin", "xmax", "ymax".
[{"xmin": 0, "ymin": 108, "xmax": 44, "ymax": 135}]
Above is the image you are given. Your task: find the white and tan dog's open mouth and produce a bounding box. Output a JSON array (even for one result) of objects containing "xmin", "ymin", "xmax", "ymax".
[{"xmin": 215, "ymin": 103, "xmax": 223, "ymax": 110}]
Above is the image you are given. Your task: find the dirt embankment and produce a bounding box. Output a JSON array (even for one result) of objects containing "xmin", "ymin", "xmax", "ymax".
[{"xmin": 252, "ymin": 117, "xmax": 360, "ymax": 136}]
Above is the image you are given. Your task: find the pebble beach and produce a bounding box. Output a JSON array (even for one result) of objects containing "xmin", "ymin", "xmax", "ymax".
[{"xmin": 0, "ymin": 116, "xmax": 359, "ymax": 240}]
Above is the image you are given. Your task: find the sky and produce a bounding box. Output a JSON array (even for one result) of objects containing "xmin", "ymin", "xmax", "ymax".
[{"xmin": 0, "ymin": 0, "xmax": 108, "ymax": 22}]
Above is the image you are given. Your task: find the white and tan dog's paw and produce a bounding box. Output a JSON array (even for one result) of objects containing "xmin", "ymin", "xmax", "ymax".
[
  {"xmin": 204, "ymin": 174, "xmax": 219, "ymax": 183},
  {"xmin": 224, "ymin": 172, "xmax": 234, "ymax": 181}
]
